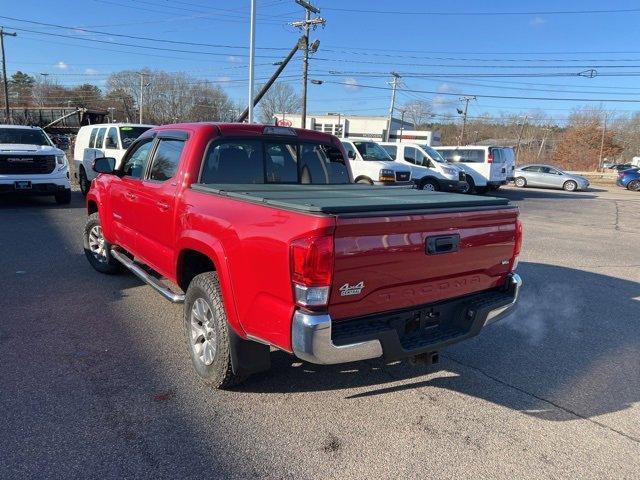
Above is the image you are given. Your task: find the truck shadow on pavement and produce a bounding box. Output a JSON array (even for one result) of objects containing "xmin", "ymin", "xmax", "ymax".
[
  {"xmin": 241, "ymin": 261, "xmax": 640, "ymax": 427},
  {"xmin": 492, "ymin": 188, "xmax": 600, "ymax": 201}
]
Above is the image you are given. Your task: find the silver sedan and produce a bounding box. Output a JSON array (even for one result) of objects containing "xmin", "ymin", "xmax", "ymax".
[{"xmin": 513, "ymin": 164, "xmax": 590, "ymax": 191}]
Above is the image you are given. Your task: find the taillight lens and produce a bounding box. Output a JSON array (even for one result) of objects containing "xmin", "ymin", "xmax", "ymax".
[
  {"xmin": 487, "ymin": 153, "xmax": 493, "ymax": 164},
  {"xmin": 290, "ymin": 235, "xmax": 334, "ymax": 307},
  {"xmin": 511, "ymin": 218, "xmax": 523, "ymax": 271}
]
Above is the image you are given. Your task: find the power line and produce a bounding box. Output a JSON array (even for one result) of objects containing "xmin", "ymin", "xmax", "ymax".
[
  {"xmin": 319, "ymin": 80, "xmax": 640, "ymax": 103},
  {"xmin": 322, "ymin": 7, "xmax": 640, "ymax": 16}
]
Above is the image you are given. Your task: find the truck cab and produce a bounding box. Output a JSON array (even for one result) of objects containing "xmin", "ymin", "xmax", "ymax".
[
  {"xmin": 0, "ymin": 125, "xmax": 71, "ymax": 204},
  {"xmin": 378, "ymin": 142, "xmax": 465, "ymax": 192},
  {"xmin": 340, "ymin": 139, "xmax": 412, "ymax": 185},
  {"xmin": 74, "ymin": 123, "xmax": 153, "ymax": 195}
]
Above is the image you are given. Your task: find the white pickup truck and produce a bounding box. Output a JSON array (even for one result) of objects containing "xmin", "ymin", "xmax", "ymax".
[{"xmin": 0, "ymin": 125, "xmax": 71, "ymax": 204}]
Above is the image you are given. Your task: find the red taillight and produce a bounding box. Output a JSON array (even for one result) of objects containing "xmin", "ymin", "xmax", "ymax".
[
  {"xmin": 511, "ymin": 218, "xmax": 523, "ymax": 271},
  {"xmin": 487, "ymin": 152, "xmax": 493, "ymax": 164},
  {"xmin": 290, "ymin": 235, "xmax": 334, "ymax": 307}
]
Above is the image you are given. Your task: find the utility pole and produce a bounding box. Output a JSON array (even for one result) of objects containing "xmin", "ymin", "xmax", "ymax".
[
  {"xmin": 138, "ymin": 72, "xmax": 149, "ymax": 124},
  {"xmin": 515, "ymin": 115, "xmax": 528, "ymax": 164},
  {"xmin": 458, "ymin": 95, "xmax": 475, "ymax": 146},
  {"xmin": 537, "ymin": 127, "xmax": 550, "ymax": 161},
  {"xmin": 248, "ymin": 0, "xmax": 256, "ymax": 123},
  {"xmin": 385, "ymin": 72, "xmax": 401, "ymax": 141},
  {"xmin": 1, "ymin": 27, "xmax": 17, "ymax": 124},
  {"xmin": 291, "ymin": 0, "xmax": 325, "ymax": 129},
  {"xmin": 598, "ymin": 114, "xmax": 607, "ymax": 171},
  {"xmin": 399, "ymin": 109, "xmax": 406, "ymax": 141}
]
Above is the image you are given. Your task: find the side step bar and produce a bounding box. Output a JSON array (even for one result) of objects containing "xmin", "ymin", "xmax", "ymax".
[{"xmin": 110, "ymin": 248, "xmax": 185, "ymax": 304}]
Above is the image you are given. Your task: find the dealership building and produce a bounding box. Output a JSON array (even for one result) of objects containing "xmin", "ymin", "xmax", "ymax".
[{"xmin": 273, "ymin": 113, "xmax": 441, "ymax": 146}]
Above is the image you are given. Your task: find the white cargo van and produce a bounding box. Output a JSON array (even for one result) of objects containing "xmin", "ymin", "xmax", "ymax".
[
  {"xmin": 433, "ymin": 146, "xmax": 508, "ymax": 194},
  {"xmin": 341, "ymin": 140, "xmax": 412, "ymax": 185},
  {"xmin": 73, "ymin": 123, "xmax": 153, "ymax": 194},
  {"xmin": 378, "ymin": 142, "xmax": 465, "ymax": 192}
]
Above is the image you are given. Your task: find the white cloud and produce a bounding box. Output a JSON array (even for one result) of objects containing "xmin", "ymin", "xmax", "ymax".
[
  {"xmin": 437, "ymin": 83, "xmax": 452, "ymax": 93},
  {"xmin": 84, "ymin": 68, "xmax": 99, "ymax": 75},
  {"xmin": 530, "ymin": 16, "xmax": 546, "ymax": 27},
  {"xmin": 344, "ymin": 77, "xmax": 360, "ymax": 91},
  {"xmin": 227, "ymin": 55, "xmax": 242, "ymax": 63},
  {"xmin": 433, "ymin": 83, "xmax": 459, "ymax": 110},
  {"xmin": 55, "ymin": 61, "xmax": 68, "ymax": 70}
]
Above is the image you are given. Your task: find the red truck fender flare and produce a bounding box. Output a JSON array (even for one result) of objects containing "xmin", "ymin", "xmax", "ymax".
[{"xmin": 175, "ymin": 233, "xmax": 246, "ymax": 337}]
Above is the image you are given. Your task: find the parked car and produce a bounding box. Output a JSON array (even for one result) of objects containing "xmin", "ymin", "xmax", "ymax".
[
  {"xmin": 0, "ymin": 125, "xmax": 71, "ymax": 204},
  {"xmin": 433, "ymin": 146, "xmax": 508, "ymax": 194},
  {"xmin": 616, "ymin": 168, "xmax": 640, "ymax": 191},
  {"xmin": 340, "ymin": 139, "xmax": 412, "ymax": 185},
  {"xmin": 74, "ymin": 123, "xmax": 154, "ymax": 195},
  {"xmin": 513, "ymin": 164, "xmax": 589, "ymax": 191},
  {"xmin": 84, "ymin": 123, "xmax": 523, "ymax": 388},
  {"xmin": 378, "ymin": 142, "xmax": 466, "ymax": 192}
]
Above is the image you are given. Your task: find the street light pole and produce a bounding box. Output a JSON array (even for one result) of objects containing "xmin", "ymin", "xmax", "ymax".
[
  {"xmin": 1, "ymin": 27, "xmax": 17, "ymax": 124},
  {"xmin": 248, "ymin": 0, "xmax": 256, "ymax": 123},
  {"xmin": 458, "ymin": 95, "xmax": 475, "ymax": 146}
]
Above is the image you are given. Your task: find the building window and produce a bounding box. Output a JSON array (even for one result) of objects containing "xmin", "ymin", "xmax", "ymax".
[{"xmin": 312, "ymin": 123, "xmax": 323, "ymax": 132}]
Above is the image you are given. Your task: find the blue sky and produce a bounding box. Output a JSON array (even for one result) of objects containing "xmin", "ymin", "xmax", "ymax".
[{"xmin": 2, "ymin": 0, "xmax": 640, "ymax": 123}]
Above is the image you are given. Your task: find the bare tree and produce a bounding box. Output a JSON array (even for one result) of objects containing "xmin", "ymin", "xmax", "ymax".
[
  {"xmin": 401, "ymin": 100, "xmax": 433, "ymax": 128},
  {"xmin": 258, "ymin": 82, "xmax": 300, "ymax": 124}
]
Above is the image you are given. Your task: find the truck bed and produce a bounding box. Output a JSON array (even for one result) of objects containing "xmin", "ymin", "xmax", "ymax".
[{"xmin": 191, "ymin": 184, "xmax": 510, "ymax": 215}]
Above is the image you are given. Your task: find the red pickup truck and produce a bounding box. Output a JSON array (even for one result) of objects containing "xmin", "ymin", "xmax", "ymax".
[{"xmin": 84, "ymin": 123, "xmax": 522, "ymax": 389}]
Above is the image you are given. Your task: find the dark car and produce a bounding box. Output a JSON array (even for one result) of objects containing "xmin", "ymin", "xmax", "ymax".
[{"xmin": 616, "ymin": 168, "xmax": 640, "ymax": 191}]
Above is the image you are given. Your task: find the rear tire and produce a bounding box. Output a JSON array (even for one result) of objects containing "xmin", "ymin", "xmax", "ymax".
[
  {"xmin": 514, "ymin": 177, "xmax": 527, "ymax": 188},
  {"xmin": 184, "ymin": 272, "xmax": 246, "ymax": 389},
  {"xmin": 54, "ymin": 188, "xmax": 72, "ymax": 205},
  {"xmin": 563, "ymin": 180, "xmax": 578, "ymax": 192},
  {"xmin": 83, "ymin": 212, "xmax": 121, "ymax": 274},
  {"xmin": 461, "ymin": 176, "xmax": 475, "ymax": 194},
  {"xmin": 420, "ymin": 178, "xmax": 439, "ymax": 191},
  {"xmin": 627, "ymin": 180, "xmax": 640, "ymax": 191},
  {"xmin": 79, "ymin": 167, "xmax": 90, "ymax": 196}
]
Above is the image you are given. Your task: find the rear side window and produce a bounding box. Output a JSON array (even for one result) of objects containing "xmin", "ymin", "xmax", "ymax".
[
  {"xmin": 381, "ymin": 145, "xmax": 397, "ymax": 159},
  {"xmin": 447, "ymin": 149, "xmax": 485, "ymax": 163},
  {"xmin": 148, "ymin": 139, "xmax": 185, "ymax": 181},
  {"xmin": 88, "ymin": 128, "xmax": 98, "ymax": 148},
  {"xmin": 201, "ymin": 140, "xmax": 348, "ymax": 185},
  {"xmin": 95, "ymin": 128, "xmax": 107, "ymax": 149}
]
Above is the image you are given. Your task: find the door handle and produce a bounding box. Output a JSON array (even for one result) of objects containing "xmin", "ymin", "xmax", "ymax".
[
  {"xmin": 157, "ymin": 201, "xmax": 170, "ymax": 211},
  {"xmin": 125, "ymin": 192, "xmax": 136, "ymax": 200}
]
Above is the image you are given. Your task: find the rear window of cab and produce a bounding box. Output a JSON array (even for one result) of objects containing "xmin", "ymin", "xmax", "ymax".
[{"xmin": 200, "ymin": 139, "xmax": 349, "ymax": 185}]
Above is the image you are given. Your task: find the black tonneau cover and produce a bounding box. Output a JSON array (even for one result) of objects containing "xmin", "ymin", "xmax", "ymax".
[{"xmin": 190, "ymin": 184, "xmax": 510, "ymax": 215}]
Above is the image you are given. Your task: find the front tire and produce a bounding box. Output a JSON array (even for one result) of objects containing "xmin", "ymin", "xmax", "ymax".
[
  {"xmin": 184, "ymin": 272, "xmax": 245, "ymax": 389},
  {"xmin": 54, "ymin": 188, "xmax": 72, "ymax": 204},
  {"xmin": 627, "ymin": 180, "xmax": 640, "ymax": 191},
  {"xmin": 83, "ymin": 212, "xmax": 121, "ymax": 274},
  {"xmin": 563, "ymin": 180, "xmax": 578, "ymax": 192},
  {"xmin": 420, "ymin": 178, "xmax": 439, "ymax": 191},
  {"xmin": 514, "ymin": 177, "xmax": 527, "ymax": 188}
]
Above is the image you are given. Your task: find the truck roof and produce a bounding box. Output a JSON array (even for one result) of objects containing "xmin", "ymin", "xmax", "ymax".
[{"xmin": 191, "ymin": 184, "xmax": 510, "ymax": 215}]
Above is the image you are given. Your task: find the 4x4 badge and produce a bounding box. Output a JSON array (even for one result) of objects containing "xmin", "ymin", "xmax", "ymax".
[{"xmin": 339, "ymin": 281, "xmax": 365, "ymax": 296}]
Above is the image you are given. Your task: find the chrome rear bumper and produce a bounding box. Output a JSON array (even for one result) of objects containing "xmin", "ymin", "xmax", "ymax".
[{"xmin": 291, "ymin": 273, "xmax": 522, "ymax": 365}]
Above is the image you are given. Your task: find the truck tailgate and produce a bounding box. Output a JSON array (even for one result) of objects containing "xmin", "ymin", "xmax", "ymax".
[{"xmin": 329, "ymin": 207, "xmax": 518, "ymax": 320}]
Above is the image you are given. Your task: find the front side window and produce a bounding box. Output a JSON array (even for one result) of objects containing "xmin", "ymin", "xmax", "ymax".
[
  {"xmin": 354, "ymin": 141, "xmax": 393, "ymax": 161},
  {"xmin": 422, "ymin": 145, "xmax": 447, "ymax": 163},
  {"xmin": 148, "ymin": 139, "xmax": 185, "ymax": 181},
  {"xmin": 381, "ymin": 145, "xmax": 397, "ymax": 159},
  {"xmin": 121, "ymin": 139, "xmax": 154, "ymax": 179},
  {"xmin": 0, "ymin": 127, "xmax": 51, "ymax": 146},
  {"xmin": 95, "ymin": 128, "xmax": 107, "ymax": 149},
  {"xmin": 105, "ymin": 127, "xmax": 119, "ymax": 149}
]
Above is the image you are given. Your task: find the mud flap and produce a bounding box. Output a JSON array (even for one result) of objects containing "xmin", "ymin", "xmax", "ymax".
[{"xmin": 228, "ymin": 327, "xmax": 271, "ymax": 376}]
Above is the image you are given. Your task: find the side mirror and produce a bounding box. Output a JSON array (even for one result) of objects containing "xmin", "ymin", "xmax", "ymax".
[
  {"xmin": 93, "ymin": 157, "xmax": 116, "ymax": 174},
  {"xmin": 347, "ymin": 150, "xmax": 357, "ymax": 160}
]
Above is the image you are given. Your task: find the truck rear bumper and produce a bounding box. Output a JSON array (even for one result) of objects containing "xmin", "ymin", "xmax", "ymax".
[{"xmin": 292, "ymin": 273, "xmax": 522, "ymax": 365}]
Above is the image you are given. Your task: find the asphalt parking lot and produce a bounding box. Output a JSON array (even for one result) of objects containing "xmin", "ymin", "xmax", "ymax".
[{"xmin": 1, "ymin": 185, "xmax": 639, "ymax": 479}]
